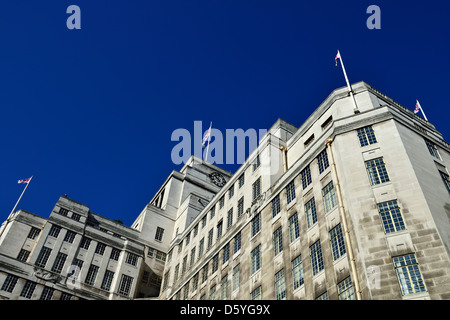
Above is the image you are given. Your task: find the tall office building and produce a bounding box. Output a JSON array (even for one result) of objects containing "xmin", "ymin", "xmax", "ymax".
[{"xmin": 1, "ymin": 81, "xmax": 449, "ymax": 300}]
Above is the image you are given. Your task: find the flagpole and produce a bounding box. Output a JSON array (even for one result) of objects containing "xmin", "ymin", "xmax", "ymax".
[
  {"xmin": 336, "ymin": 50, "xmax": 359, "ymax": 114},
  {"xmin": 204, "ymin": 122, "xmax": 212, "ymax": 163},
  {"xmin": 8, "ymin": 176, "xmax": 33, "ymax": 220},
  {"xmin": 417, "ymin": 100, "xmax": 428, "ymax": 121}
]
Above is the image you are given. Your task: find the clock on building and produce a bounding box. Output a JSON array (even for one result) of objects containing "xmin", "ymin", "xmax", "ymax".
[{"xmin": 209, "ymin": 172, "xmax": 226, "ymax": 187}]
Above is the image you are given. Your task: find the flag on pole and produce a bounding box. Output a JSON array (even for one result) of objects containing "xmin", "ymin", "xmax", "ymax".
[
  {"xmin": 414, "ymin": 100, "xmax": 428, "ymax": 121},
  {"xmin": 201, "ymin": 126, "xmax": 212, "ymax": 148},
  {"xmin": 335, "ymin": 50, "xmax": 341, "ymax": 67},
  {"xmin": 18, "ymin": 177, "xmax": 32, "ymax": 184}
]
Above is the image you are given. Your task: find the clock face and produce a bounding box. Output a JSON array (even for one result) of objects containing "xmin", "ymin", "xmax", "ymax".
[{"xmin": 209, "ymin": 172, "xmax": 226, "ymax": 187}]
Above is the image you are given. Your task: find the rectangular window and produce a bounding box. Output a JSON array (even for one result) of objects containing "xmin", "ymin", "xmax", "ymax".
[
  {"xmin": 357, "ymin": 125, "xmax": 377, "ymax": 147},
  {"xmin": 393, "ymin": 254, "xmax": 426, "ymax": 295},
  {"xmin": 48, "ymin": 225, "xmax": 61, "ymax": 238},
  {"xmin": 193, "ymin": 224, "xmax": 199, "ymax": 237},
  {"xmin": 219, "ymin": 196, "xmax": 225, "ymax": 209},
  {"xmin": 286, "ymin": 180, "xmax": 296, "ymax": 204},
  {"xmin": 221, "ymin": 276, "xmax": 228, "ymax": 299},
  {"xmin": 330, "ymin": 224, "xmax": 346, "ymax": 260},
  {"xmin": 338, "ymin": 277, "xmax": 355, "ymax": 300},
  {"xmin": 72, "ymin": 259, "xmax": 83, "ymax": 280},
  {"xmin": 27, "ymin": 227, "xmax": 41, "ymax": 240},
  {"xmin": 273, "ymin": 227, "xmax": 283, "ymax": 256},
  {"xmin": 60, "ymin": 292, "xmax": 72, "ymax": 300},
  {"xmin": 366, "ymin": 157, "xmax": 390, "ymax": 185},
  {"xmin": 217, "ymin": 220, "xmax": 223, "ymax": 239},
  {"xmin": 275, "ymin": 269, "xmax": 286, "ymax": 300},
  {"xmin": 288, "ymin": 213, "xmax": 300, "ymax": 242},
  {"xmin": 155, "ymin": 227, "xmax": 164, "ymax": 241},
  {"xmin": 101, "ymin": 270, "xmax": 115, "ymax": 291},
  {"xmin": 322, "ymin": 181, "xmax": 338, "ymax": 212},
  {"xmin": 305, "ymin": 197, "xmax": 317, "ymax": 228},
  {"xmin": 425, "ymin": 139, "xmax": 441, "ymax": 160},
  {"xmin": 310, "ymin": 241, "xmax": 324, "ymax": 276},
  {"xmin": 126, "ymin": 252, "xmax": 138, "ymax": 266},
  {"xmin": 35, "ymin": 246, "xmax": 52, "ymax": 268},
  {"xmin": 63, "ymin": 230, "xmax": 76, "ymax": 243},
  {"xmin": 209, "ymin": 284, "xmax": 216, "ymax": 300},
  {"xmin": 110, "ymin": 248, "xmax": 121, "ymax": 261},
  {"xmin": 317, "ymin": 149, "xmax": 330, "ymax": 174},
  {"xmin": 20, "ymin": 281, "xmax": 36, "ymax": 299},
  {"xmin": 71, "ymin": 213, "xmax": 81, "ymax": 221},
  {"xmin": 182, "ymin": 255, "xmax": 188, "ymax": 274},
  {"xmin": 85, "ymin": 264, "xmax": 99, "ymax": 286},
  {"xmin": 199, "ymin": 238, "xmax": 204, "ymax": 258},
  {"xmin": 201, "ymin": 264, "xmax": 208, "ymax": 284},
  {"xmin": 79, "ymin": 237, "xmax": 91, "ymax": 250},
  {"xmin": 233, "ymin": 232, "xmax": 241, "ymax": 254},
  {"xmin": 272, "ymin": 194, "xmax": 281, "ymax": 218},
  {"xmin": 118, "ymin": 274, "xmax": 134, "ymax": 296},
  {"xmin": 292, "ymin": 256, "xmax": 304, "ymax": 290},
  {"xmin": 208, "ymin": 229, "xmax": 214, "ymax": 249},
  {"xmin": 237, "ymin": 197, "xmax": 244, "ymax": 219},
  {"xmin": 51, "ymin": 252, "xmax": 68, "ymax": 274},
  {"xmin": 316, "ymin": 291, "xmax": 329, "ymax": 300},
  {"xmin": 192, "ymin": 273, "xmax": 199, "ymax": 292},
  {"xmin": 190, "ymin": 247, "xmax": 196, "ymax": 267},
  {"xmin": 40, "ymin": 287, "xmax": 54, "ymax": 300},
  {"xmin": 377, "ymin": 200, "xmax": 406, "ymax": 234},
  {"xmin": 210, "ymin": 207, "xmax": 215, "ymax": 219},
  {"xmin": 223, "ymin": 243, "xmax": 230, "ymax": 264},
  {"xmin": 440, "ymin": 171, "xmax": 450, "ymax": 194},
  {"xmin": 233, "ymin": 265, "xmax": 240, "ymax": 291},
  {"xmin": 238, "ymin": 173, "xmax": 245, "ymax": 188},
  {"xmin": 1, "ymin": 274, "xmax": 18, "ymax": 293},
  {"xmin": 229, "ymin": 185, "xmax": 234, "ymax": 199},
  {"xmin": 212, "ymin": 254, "xmax": 219, "ymax": 273},
  {"xmin": 301, "ymin": 165, "xmax": 312, "ymax": 189},
  {"xmin": 174, "ymin": 264, "xmax": 179, "ymax": 282},
  {"xmin": 227, "ymin": 208, "xmax": 233, "ymax": 229},
  {"xmin": 58, "ymin": 207, "xmax": 69, "ymax": 216},
  {"xmin": 251, "ymin": 286, "xmax": 261, "ymax": 300},
  {"xmin": 251, "ymin": 213, "xmax": 261, "ymax": 237},
  {"xmin": 17, "ymin": 249, "xmax": 30, "ymax": 262},
  {"xmin": 251, "ymin": 245, "xmax": 261, "ymax": 274},
  {"xmin": 253, "ymin": 154, "xmax": 261, "ymax": 171},
  {"xmin": 252, "ymin": 177, "xmax": 261, "ymax": 201},
  {"xmin": 202, "ymin": 215, "xmax": 207, "ymax": 228},
  {"xmin": 95, "ymin": 242, "xmax": 106, "ymax": 255}
]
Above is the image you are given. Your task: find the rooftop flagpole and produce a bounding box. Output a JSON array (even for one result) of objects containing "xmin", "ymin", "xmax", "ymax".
[
  {"xmin": 415, "ymin": 100, "xmax": 428, "ymax": 121},
  {"xmin": 336, "ymin": 50, "xmax": 359, "ymax": 114},
  {"xmin": 8, "ymin": 176, "xmax": 33, "ymax": 220},
  {"xmin": 204, "ymin": 122, "xmax": 212, "ymax": 163}
]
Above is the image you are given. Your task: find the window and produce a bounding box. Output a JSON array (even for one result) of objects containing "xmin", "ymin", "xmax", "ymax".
[
  {"xmin": 64, "ymin": 230, "xmax": 76, "ymax": 243},
  {"xmin": 202, "ymin": 215, "xmax": 207, "ymax": 228},
  {"xmin": 155, "ymin": 227, "xmax": 164, "ymax": 241},
  {"xmin": 227, "ymin": 208, "xmax": 233, "ymax": 229},
  {"xmin": 202, "ymin": 264, "xmax": 208, "ymax": 284},
  {"xmin": 182, "ymin": 255, "xmax": 188, "ymax": 274},
  {"xmin": 174, "ymin": 264, "xmax": 179, "ymax": 282},
  {"xmin": 207, "ymin": 229, "xmax": 214, "ymax": 248},
  {"xmin": 321, "ymin": 115, "xmax": 333, "ymax": 130},
  {"xmin": 126, "ymin": 252, "xmax": 138, "ymax": 266},
  {"xmin": 190, "ymin": 247, "xmax": 196, "ymax": 267},
  {"xmin": 223, "ymin": 243, "xmax": 230, "ymax": 264},
  {"xmin": 305, "ymin": 197, "xmax": 317, "ymax": 228},
  {"xmin": 316, "ymin": 291, "xmax": 329, "ymax": 300},
  {"xmin": 357, "ymin": 125, "xmax": 377, "ymax": 147},
  {"xmin": 20, "ymin": 281, "xmax": 36, "ymax": 299},
  {"xmin": 110, "ymin": 248, "xmax": 121, "ymax": 261},
  {"xmin": 17, "ymin": 249, "xmax": 30, "ymax": 262},
  {"xmin": 221, "ymin": 276, "xmax": 228, "ymax": 299},
  {"xmin": 156, "ymin": 250, "xmax": 166, "ymax": 262},
  {"xmin": 251, "ymin": 286, "xmax": 261, "ymax": 300},
  {"xmin": 252, "ymin": 177, "xmax": 261, "ymax": 201},
  {"xmin": 322, "ymin": 181, "xmax": 338, "ymax": 212},
  {"xmin": 377, "ymin": 200, "xmax": 406, "ymax": 234},
  {"xmin": 301, "ymin": 165, "xmax": 312, "ymax": 189},
  {"xmin": 118, "ymin": 274, "xmax": 134, "ymax": 296},
  {"xmin": 233, "ymin": 265, "xmax": 240, "ymax": 291},
  {"xmin": 40, "ymin": 287, "xmax": 54, "ymax": 300},
  {"xmin": 272, "ymin": 194, "xmax": 281, "ymax": 218},
  {"xmin": 212, "ymin": 254, "xmax": 219, "ymax": 273},
  {"xmin": 199, "ymin": 238, "xmax": 204, "ymax": 258},
  {"xmin": 193, "ymin": 224, "xmax": 199, "ymax": 237},
  {"xmin": 35, "ymin": 246, "xmax": 52, "ymax": 268},
  {"xmin": 237, "ymin": 197, "xmax": 244, "ymax": 219},
  {"xmin": 251, "ymin": 245, "xmax": 261, "ymax": 274},
  {"xmin": 292, "ymin": 256, "xmax": 304, "ymax": 290},
  {"xmin": 210, "ymin": 207, "xmax": 215, "ymax": 219},
  {"xmin": 60, "ymin": 292, "xmax": 72, "ymax": 300},
  {"xmin": 330, "ymin": 224, "xmax": 346, "ymax": 260},
  {"xmin": 183, "ymin": 281, "xmax": 189, "ymax": 300},
  {"xmin": 85, "ymin": 264, "xmax": 99, "ymax": 286},
  {"xmin": 273, "ymin": 227, "xmax": 283, "ymax": 256},
  {"xmin": 229, "ymin": 185, "xmax": 234, "ymax": 199},
  {"xmin": 253, "ymin": 154, "xmax": 261, "ymax": 171},
  {"xmin": 71, "ymin": 213, "xmax": 81, "ymax": 221},
  {"xmin": 95, "ymin": 242, "xmax": 106, "ymax": 255},
  {"xmin": 59, "ymin": 207, "xmax": 69, "ymax": 216},
  {"xmin": 192, "ymin": 273, "xmax": 199, "ymax": 292},
  {"xmin": 1, "ymin": 274, "xmax": 18, "ymax": 293},
  {"xmin": 338, "ymin": 277, "xmax": 355, "ymax": 300},
  {"xmin": 425, "ymin": 139, "xmax": 441, "ymax": 160},
  {"xmin": 233, "ymin": 232, "xmax": 241, "ymax": 254},
  {"xmin": 51, "ymin": 252, "xmax": 67, "ymax": 274},
  {"xmin": 365, "ymin": 157, "xmax": 390, "ymax": 185},
  {"xmin": 275, "ymin": 269, "xmax": 286, "ymax": 300},
  {"xmin": 288, "ymin": 213, "xmax": 300, "ymax": 242},
  {"xmin": 219, "ymin": 196, "xmax": 225, "ymax": 209},
  {"xmin": 393, "ymin": 254, "xmax": 426, "ymax": 295},
  {"xmin": 209, "ymin": 284, "xmax": 216, "ymax": 300},
  {"xmin": 310, "ymin": 241, "xmax": 324, "ymax": 276},
  {"xmin": 79, "ymin": 237, "xmax": 91, "ymax": 250},
  {"xmin": 27, "ymin": 227, "xmax": 41, "ymax": 240},
  {"xmin": 238, "ymin": 173, "xmax": 245, "ymax": 188},
  {"xmin": 440, "ymin": 171, "xmax": 450, "ymax": 194},
  {"xmin": 71, "ymin": 259, "xmax": 83, "ymax": 280},
  {"xmin": 317, "ymin": 149, "xmax": 330, "ymax": 174},
  {"xmin": 101, "ymin": 270, "xmax": 114, "ymax": 291},
  {"xmin": 286, "ymin": 180, "xmax": 296, "ymax": 204},
  {"xmin": 48, "ymin": 225, "xmax": 61, "ymax": 238},
  {"xmin": 186, "ymin": 232, "xmax": 190, "ymax": 246},
  {"xmin": 251, "ymin": 213, "xmax": 261, "ymax": 237}
]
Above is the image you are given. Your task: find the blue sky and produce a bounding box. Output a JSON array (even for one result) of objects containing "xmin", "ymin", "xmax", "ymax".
[{"xmin": 1, "ymin": 0, "xmax": 449, "ymax": 226}]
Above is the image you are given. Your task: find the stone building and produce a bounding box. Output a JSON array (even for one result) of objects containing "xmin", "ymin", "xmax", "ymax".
[{"xmin": 1, "ymin": 81, "xmax": 449, "ymax": 300}]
